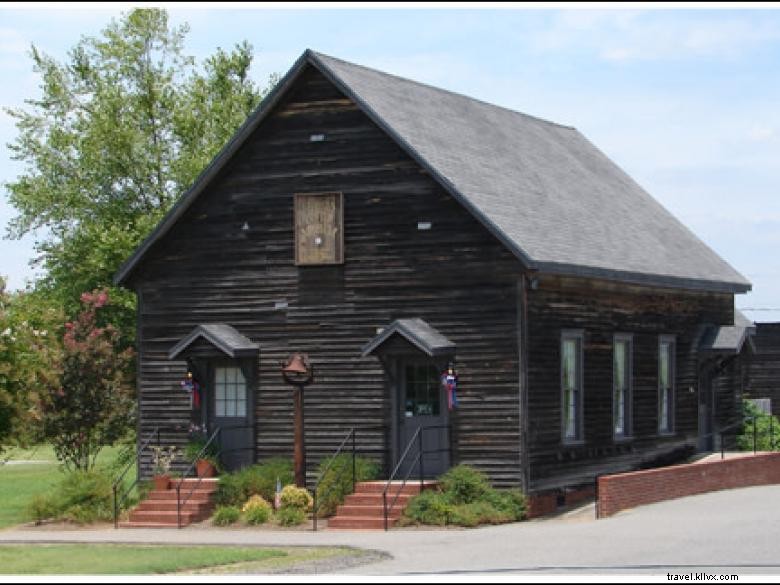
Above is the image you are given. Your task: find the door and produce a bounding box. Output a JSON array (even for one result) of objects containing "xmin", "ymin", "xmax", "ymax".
[
  {"xmin": 396, "ymin": 361, "xmax": 450, "ymax": 478},
  {"xmin": 210, "ymin": 363, "xmax": 254, "ymax": 471}
]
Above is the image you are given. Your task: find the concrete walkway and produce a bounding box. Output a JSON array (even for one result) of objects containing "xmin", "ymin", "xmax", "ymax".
[{"xmin": 2, "ymin": 485, "xmax": 780, "ymax": 575}]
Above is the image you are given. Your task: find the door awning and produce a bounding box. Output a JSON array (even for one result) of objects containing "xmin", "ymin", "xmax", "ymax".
[
  {"xmin": 361, "ymin": 318, "xmax": 455, "ymax": 358},
  {"xmin": 168, "ymin": 323, "xmax": 259, "ymax": 360},
  {"xmin": 699, "ymin": 310, "xmax": 756, "ymax": 355}
]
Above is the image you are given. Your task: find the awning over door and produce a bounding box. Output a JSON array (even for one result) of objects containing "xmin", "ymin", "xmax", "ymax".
[
  {"xmin": 361, "ymin": 318, "xmax": 455, "ymax": 358},
  {"xmin": 699, "ymin": 310, "xmax": 756, "ymax": 355},
  {"xmin": 168, "ymin": 323, "xmax": 259, "ymax": 360}
]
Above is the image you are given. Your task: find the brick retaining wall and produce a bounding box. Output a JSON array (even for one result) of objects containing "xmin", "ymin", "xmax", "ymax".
[{"xmin": 597, "ymin": 452, "xmax": 780, "ymax": 518}]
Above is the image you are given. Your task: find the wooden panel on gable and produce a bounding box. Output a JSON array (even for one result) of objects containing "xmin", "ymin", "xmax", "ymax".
[{"xmin": 294, "ymin": 192, "xmax": 344, "ymax": 265}]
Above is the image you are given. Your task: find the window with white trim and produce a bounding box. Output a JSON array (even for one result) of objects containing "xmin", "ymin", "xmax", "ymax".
[
  {"xmin": 215, "ymin": 366, "xmax": 247, "ymax": 418},
  {"xmin": 561, "ymin": 331, "xmax": 584, "ymax": 443},
  {"xmin": 658, "ymin": 336, "xmax": 675, "ymax": 434},
  {"xmin": 613, "ymin": 335, "xmax": 632, "ymax": 438}
]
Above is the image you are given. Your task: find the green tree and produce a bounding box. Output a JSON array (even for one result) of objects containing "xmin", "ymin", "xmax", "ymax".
[
  {"xmin": 40, "ymin": 289, "xmax": 134, "ymax": 471},
  {"xmin": 0, "ymin": 280, "xmax": 62, "ymax": 452},
  {"xmin": 4, "ymin": 8, "xmax": 276, "ymax": 337}
]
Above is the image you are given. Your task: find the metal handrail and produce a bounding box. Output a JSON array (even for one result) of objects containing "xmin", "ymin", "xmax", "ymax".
[
  {"xmin": 311, "ymin": 428, "xmax": 356, "ymax": 532},
  {"xmin": 112, "ymin": 427, "xmax": 160, "ymax": 528},
  {"xmin": 176, "ymin": 426, "xmax": 221, "ymax": 529},
  {"xmin": 382, "ymin": 423, "xmax": 452, "ymax": 531}
]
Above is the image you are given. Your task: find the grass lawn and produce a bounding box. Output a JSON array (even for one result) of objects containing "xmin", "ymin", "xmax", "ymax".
[
  {"xmin": 0, "ymin": 544, "xmax": 350, "ymax": 575},
  {"xmin": 0, "ymin": 445, "xmax": 132, "ymax": 529}
]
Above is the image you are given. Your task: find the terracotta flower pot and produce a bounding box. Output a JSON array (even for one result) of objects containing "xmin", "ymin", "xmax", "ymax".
[
  {"xmin": 196, "ymin": 459, "xmax": 217, "ymax": 478},
  {"xmin": 153, "ymin": 475, "xmax": 170, "ymax": 491}
]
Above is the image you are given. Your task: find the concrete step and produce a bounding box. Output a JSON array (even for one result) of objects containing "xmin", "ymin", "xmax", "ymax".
[
  {"xmin": 328, "ymin": 516, "xmax": 396, "ymax": 530},
  {"xmin": 335, "ymin": 504, "xmax": 403, "ymax": 518}
]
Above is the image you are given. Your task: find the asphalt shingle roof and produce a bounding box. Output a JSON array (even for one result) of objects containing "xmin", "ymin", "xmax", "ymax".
[{"xmin": 115, "ymin": 50, "xmax": 750, "ymax": 293}]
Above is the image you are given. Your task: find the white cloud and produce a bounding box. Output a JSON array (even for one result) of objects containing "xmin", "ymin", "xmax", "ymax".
[{"xmin": 530, "ymin": 10, "xmax": 780, "ymax": 63}]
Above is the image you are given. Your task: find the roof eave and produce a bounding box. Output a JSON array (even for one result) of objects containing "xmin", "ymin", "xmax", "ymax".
[{"xmin": 535, "ymin": 261, "xmax": 751, "ymax": 294}]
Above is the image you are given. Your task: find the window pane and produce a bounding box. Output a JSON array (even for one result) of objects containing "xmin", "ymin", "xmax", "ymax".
[
  {"xmin": 614, "ymin": 340, "xmax": 628, "ymax": 436},
  {"xmin": 216, "ymin": 381, "xmax": 226, "ymax": 401},
  {"xmin": 562, "ymin": 337, "xmax": 580, "ymax": 440},
  {"xmin": 237, "ymin": 399, "xmax": 246, "ymax": 417},
  {"xmin": 216, "ymin": 399, "xmax": 226, "ymax": 417},
  {"xmin": 236, "ymin": 368, "xmax": 246, "ymax": 384},
  {"xmin": 660, "ymin": 343, "xmax": 670, "ymax": 389}
]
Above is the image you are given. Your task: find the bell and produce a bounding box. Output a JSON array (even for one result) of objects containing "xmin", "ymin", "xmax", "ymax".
[{"xmin": 282, "ymin": 353, "xmax": 310, "ymax": 375}]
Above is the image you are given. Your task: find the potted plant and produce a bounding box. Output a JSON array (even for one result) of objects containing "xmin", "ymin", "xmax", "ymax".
[
  {"xmin": 150, "ymin": 445, "xmax": 179, "ymax": 490},
  {"xmin": 185, "ymin": 433, "xmax": 220, "ymax": 478}
]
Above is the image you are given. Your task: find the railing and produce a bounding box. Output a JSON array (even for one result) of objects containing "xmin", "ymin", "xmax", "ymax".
[
  {"xmin": 311, "ymin": 428, "xmax": 355, "ymax": 532},
  {"xmin": 175, "ymin": 426, "xmax": 221, "ymax": 529},
  {"xmin": 382, "ymin": 424, "xmax": 451, "ymax": 531},
  {"xmin": 716, "ymin": 413, "xmax": 780, "ymax": 458},
  {"xmin": 112, "ymin": 427, "xmax": 160, "ymax": 528}
]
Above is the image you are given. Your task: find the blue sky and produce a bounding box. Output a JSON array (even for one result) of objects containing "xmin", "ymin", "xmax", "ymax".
[{"xmin": 1, "ymin": 6, "xmax": 779, "ymax": 320}]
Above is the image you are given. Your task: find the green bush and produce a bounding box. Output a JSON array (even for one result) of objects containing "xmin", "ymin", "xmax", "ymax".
[
  {"xmin": 737, "ymin": 400, "xmax": 780, "ymax": 451},
  {"xmin": 275, "ymin": 506, "xmax": 306, "ymax": 526},
  {"xmin": 242, "ymin": 495, "xmax": 272, "ymax": 526},
  {"xmin": 398, "ymin": 490, "xmax": 452, "ymax": 526},
  {"xmin": 314, "ymin": 454, "xmax": 380, "ymax": 518},
  {"xmin": 439, "ymin": 465, "xmax": 490, "ymax": 504},
  {"xmin": 212, "ymin": 505, "xmax": 241, "ymax": 526},
  {"xmin": 279, "ymin": 485, "xmax": 313, "ymax": 511},
  {"xmin": 214, "ymin": 458, "xmax": 293, "ymax": 506},
  {"xmin": 27, "ymin": 470, "xmax": 115, "ymax": 525},
  {"xmin": 401, "ymin": 465, "xmax": 526, "ymax": 528}
]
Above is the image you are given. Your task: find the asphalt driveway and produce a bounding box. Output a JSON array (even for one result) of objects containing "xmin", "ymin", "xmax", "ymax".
[{"xmin": 2, "ymin": 484, "xmax": 779, "ymax": 575}]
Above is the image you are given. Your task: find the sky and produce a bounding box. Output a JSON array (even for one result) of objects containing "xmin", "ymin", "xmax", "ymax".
[{"xmin": 1, "ymin": 4, "xmax": 779, "ymax": 320}]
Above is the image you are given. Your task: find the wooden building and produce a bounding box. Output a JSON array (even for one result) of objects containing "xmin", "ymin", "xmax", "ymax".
[{"xmin": 115, "ymin": 50, "xmax": 752, "ymax": 499}]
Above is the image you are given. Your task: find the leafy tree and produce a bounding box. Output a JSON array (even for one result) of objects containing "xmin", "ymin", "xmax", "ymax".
[
  {"xmin": 40, "ymin": 289, "xmax": 135, "ymax": 471},
  {"xmin": 4, "ymin": 8, "xmax": 275, "ymax": 337},
  {"xmin": 0, "ymin": 279, "xmax": 62, "ymax": 453}
]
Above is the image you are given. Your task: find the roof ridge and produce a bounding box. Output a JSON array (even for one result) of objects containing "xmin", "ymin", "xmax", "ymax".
[{"xmin": 308, "ymin": 50, "xmax": 576, "ymax": 132}]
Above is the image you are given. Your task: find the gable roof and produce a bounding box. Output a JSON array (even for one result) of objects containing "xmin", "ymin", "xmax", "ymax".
[
  {"xmin": 168, "ymin": 323, "xmax": 259, "ymax": 360},
  {"xmin": 115, "ymin": 50, "xmax": 750, "ymax": 294},
  {"xmin": 361, "ymin": 318, "xmax": 456, "ymax": 358}
]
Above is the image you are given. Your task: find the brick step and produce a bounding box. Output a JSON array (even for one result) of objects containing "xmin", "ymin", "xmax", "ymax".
[
  {"xmin": 335, "ymin": 504, "xmax": 403, "ymax": 518},
  {"xmin": 118, "ymin": 522, "xmax": 181, "ymax": 529},
  {"xmin": 343, "ymin": 493, "xmax": 413, "ymax": 506},
  {"xmin": 166, "ymin": 480, "xmax": 219, "ymax": 492},
  {"xmin": 328, "ymin": 516, "xmax": 396, "ymax": 530},
  {"xmin": 135, "ymin": 500, "xmax": 214, "ymax": 513},
  {"xmin": 147, "ymin": 490, "xmax": 214, "ymax": 501},
  {"xmin": 128, "ymin": 510, "xmax": 207, "ymax": 524},
  {"xmin": 353, "ymin": 481, "xmax": 434, "ymax": 495}
]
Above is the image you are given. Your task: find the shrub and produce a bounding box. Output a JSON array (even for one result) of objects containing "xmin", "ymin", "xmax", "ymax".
[
  {"xmin": 398, "ymin": 489, "xmax": 452, "ymax": 526},
  {"xmin": 737, "ymin": 400, "xmax": 780, "ymax": 451},
  {"xmin": 314, "ymin": 454, "xmax": 380, "ymax": 517},
  {"xmin": 438, "ymin": 465, "xmax": 490, "ymax": 504},
  {"xmin": 212, "ymin": 505, "xmax": 241, "ymax": 526},
  {"xmin": 401, "ymin": 465, "xmax": 527, "ymax": 528},
  {"xmin": 214, "ymin": 458, "xmax": 293, "ymax": 506},
  {"xmin": 27, "ymin": 469, "xmax": 115, "ymax": 524},
  {"xmin": 279, "ymin": 485, "xmax": 313, "ymax": 511},
  {"xmin": 275, "ymin": 506, "xmax": 305, "ymax": 526},
  {"xmin": 242, "ymin": 495, "xmax": 272, "ymax": 525}
]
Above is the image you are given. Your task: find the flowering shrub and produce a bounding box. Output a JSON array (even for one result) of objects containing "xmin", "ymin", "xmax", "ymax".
[
  {"xmin": 279, "ymin": 485, "xmax": 313, "ymax": 512},
  {"xmin": 242, "ymin": 495, "xmax": 272, "ymax": 525},
  {"xmin": 40, "ymin": 289, "xmax": 135, "ymax": 471}
]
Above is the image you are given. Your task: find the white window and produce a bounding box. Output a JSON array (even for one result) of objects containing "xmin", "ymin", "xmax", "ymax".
[
  {"xmin": 215, "ymin": 366, "xmax": 247, "ymax": 418},
  {"xmin": 561, "ymin": 331, "xmax": 584, "ymax": 443},
  {"xmin": 658, "ymin": 336, "xmax": 675, "ymax": 434},
  {"xmin": 614, "ymin": 335, "xmax": 632, "ymax": 438}
]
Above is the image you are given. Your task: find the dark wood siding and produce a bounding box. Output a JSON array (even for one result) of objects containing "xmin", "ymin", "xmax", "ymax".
[
  {"xmin": 745, "ymin": 323, "xmax": 780, "ymax": 417},
  {"xmin": 525, "ymin": 274, "xmax": 733, "ymax": 492},
  {"xmin": 131, "ymin": 65, "xmax": 523, "ymax": 486}
]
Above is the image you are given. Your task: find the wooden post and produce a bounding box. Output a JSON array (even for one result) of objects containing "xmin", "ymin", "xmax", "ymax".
[{"xmin": 293, "ymin": 384, "xmax": 306, "ymax": 488}]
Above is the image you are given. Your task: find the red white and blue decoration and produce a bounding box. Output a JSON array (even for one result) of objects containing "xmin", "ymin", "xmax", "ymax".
[
  {"xmin": 181, "ymin": 371, "xmax": 202, "ymax": 410},
  {"xmin": 441, "ymin": 363, "xmax": 458, "ymax": 411}
]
